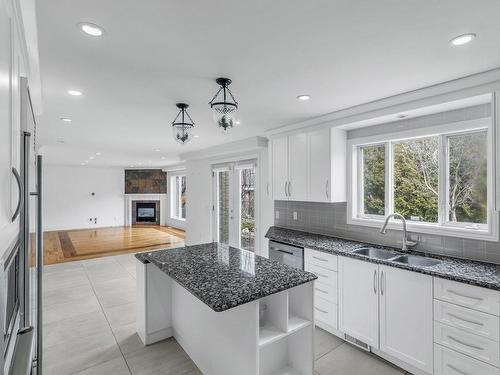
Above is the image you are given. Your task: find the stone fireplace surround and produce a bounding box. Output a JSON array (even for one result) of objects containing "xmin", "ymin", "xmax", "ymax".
[{"xmin": 124, "ymin": 194, "xmax": 167, "ymax": 226}]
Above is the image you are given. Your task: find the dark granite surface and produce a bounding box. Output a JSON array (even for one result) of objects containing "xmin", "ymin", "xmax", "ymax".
[
  {"xmin": 266, "ymin": 226, "xmax": 500, "ymax": 291},
  {"xmin": 135, "ymin": 242, "xmax": 317, "ymax": 312}
]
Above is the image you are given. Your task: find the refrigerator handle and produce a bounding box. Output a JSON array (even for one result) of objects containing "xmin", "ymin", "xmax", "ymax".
[
  {"xmin": 11, "ymin": 167, "xmax": 23, "ymax": 222},
  {"xmin": 35, "ymin": 155, "xmax": 43, "ymax": 375}
]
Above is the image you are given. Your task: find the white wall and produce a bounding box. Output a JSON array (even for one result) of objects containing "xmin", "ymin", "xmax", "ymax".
[{"xmin": 43, "ymin": 165, "xmax": 125, "ymax": 231}]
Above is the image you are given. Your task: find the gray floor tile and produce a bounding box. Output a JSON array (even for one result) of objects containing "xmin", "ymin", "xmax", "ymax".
[
  {"xmin": 43, "ymin": 268, "xmax": 90, "ymax": 292},
  {"xmin": 43, "ymin": 261, "xmax": 84, "ymax": 274},
  {"xmin": 92, "ymin": 276, "xmax": 136, "ymax": 308},
  {"xmin": 85, "ymin": 262, "xmax": 131, "ymax": 283},
  {"xmin": 43, "ymin": 329, "xmax": 122, "ymax": 375},
  {"xmin": 111, "ymin": 322, "xmax": 144, "ymax": 355},
  {"xmin": 124, "ymin": 338, "xmax": 198, "ymax": 375},
  {"xmin": 43, "ymin": 283, "xmax": 95, "ymax": 307},
  {"xmin": 103, "ymin": 302, "xmax": 136, "ymax": 330},
  {"xmin": 43, "ymin": 292, "xmax": 101, "ymax": 325},
  {"xmin": 315, "ymin": 342, "xmax": 405, "ymax": 375},
  {"xmin": 43, "ymin": 310, "xmax": 111, "ymax": 349},
  {"xmin": 72, "ymin": 357, "xmax": 131, "ymax": 375},
  {"xmin": 314, "ymin": 327, "xmax": 345, "ymax": 360}
]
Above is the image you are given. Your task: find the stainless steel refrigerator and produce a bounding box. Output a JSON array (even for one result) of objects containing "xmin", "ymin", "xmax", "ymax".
[{"xmin": 1, "ymin": 77, "xmax": 43, "ymax": 375}]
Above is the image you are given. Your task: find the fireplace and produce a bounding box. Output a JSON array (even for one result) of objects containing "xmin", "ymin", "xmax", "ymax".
[{"xmin": 132, "ymin": 200, "xmax": 160, "ymax": 225}]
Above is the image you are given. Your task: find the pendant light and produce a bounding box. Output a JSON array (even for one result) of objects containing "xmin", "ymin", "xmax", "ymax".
[
  {"xmin": 172, "ymin": 103, "xmax": 194, "ymax": 144},
  {"xmin": 209, "ymin": 77, "xmax": 238, "ymax": 132}
]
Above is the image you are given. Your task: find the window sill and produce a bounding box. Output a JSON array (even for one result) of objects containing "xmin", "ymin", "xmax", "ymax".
[
  {"xmin": 170, "ymin": 217, "xmax": 186, "ymax": 222},
  {"xmin": 347, "ymin": 216, "xmax": 499, "ymax": 242}
]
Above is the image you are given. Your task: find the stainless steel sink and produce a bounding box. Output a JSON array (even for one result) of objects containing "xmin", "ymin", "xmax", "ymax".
[
  {"xmin": 389, "ymin": 255, "xmax": 442, "ymax": 267},
  {"xmin": 351, "ymin": 247, "xmax": 399, "ymax": 260}
]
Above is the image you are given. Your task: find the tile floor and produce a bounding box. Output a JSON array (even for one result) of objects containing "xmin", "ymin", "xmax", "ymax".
[{"xmin": 43, "ymin": 253, "xmax": 409, "ymax": 375}]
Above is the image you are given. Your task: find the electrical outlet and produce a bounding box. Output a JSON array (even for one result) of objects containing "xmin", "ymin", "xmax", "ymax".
[
  {"xmin": 293, "ymin": 211, "xmax": 298, "ymax": 220},
  {"xmin": 275, "ymin": 211, "xmax": 280, "ymax": 219}
]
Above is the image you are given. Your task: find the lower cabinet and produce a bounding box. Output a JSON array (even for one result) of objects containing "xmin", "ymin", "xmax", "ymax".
[
  {"xmin": 338, "ymin": 257, "xmax": 433, "ymax": 374},
  {"xmin": 338, "ymin": 257, "xmax": 379, "ymax": 348},
  {"xmin": 379, "ymin": 265, "xmax": 433, "ymax": 374}
]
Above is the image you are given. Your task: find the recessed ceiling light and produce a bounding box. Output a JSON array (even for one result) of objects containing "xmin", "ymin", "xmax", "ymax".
[
  {"xmin": 130, "ymin": 165, "xmax": 135, "ymax": 168},
  {"xmin": 95, "ymin": 152, "xmax": 101, "ymax": 155},
  {"xmin": 89, "ymin": 156, "xmax": 95, "ymax": 160},
  {"xmin": 194, "ymin": 135, "xmax": 199, "ymax": 138},
  {"xmin": 79, "ymin": 22, "xmax": 104, "ymax": 37},
  {"xmin": 297, "ymin": 94, "xmax": 311, "ymax": 101},
  {"xmin": 235, "ymin": 120, "xmax": 241, "ymax": 125},
  {"xmin": 60, "ymin": 117, "xmax": 72, "ymax": 122},
  {"xmin": 68, "ymin": 90, "xmax": 82, "ymax": 96},
  {"xmin": 161, "ymin": 156, "xmax": 166, "ymax": 160},
  {"xmin": 450, "ymin": 33, "xmax": 476, "ymax": 46}
]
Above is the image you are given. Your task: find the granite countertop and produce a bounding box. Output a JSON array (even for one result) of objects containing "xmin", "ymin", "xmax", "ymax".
[
  {"xmin": 135, "ymin": 242, "xmax": 317, "ymax": 312},
  {"xmin": 266, "ymin": 226, "xmax": 500, "ymax": 291}
]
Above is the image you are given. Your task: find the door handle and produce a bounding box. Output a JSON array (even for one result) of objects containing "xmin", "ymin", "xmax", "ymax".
[
  {"xmin": 11, "ymin": 167, "xmax": 24, "ymax": 222},
  {"xmin": 373, "ymin": 269, "xmax": 377, "ymax": 294}
]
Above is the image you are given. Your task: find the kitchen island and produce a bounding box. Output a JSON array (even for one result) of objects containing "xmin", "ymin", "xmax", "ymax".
[{"xmin": 135, "ymin": 243, "xmax": 317, "ymax": 375}]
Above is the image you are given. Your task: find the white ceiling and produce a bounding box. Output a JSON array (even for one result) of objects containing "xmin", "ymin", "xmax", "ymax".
[{"xmin": 35, "ymin": 0, "xmax": 500, "ymax": 167}]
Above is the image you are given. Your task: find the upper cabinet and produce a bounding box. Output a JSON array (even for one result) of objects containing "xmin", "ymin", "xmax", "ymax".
[{"xmin": 271, "ymin": 127, "xmax": 346, "ymax": 202}]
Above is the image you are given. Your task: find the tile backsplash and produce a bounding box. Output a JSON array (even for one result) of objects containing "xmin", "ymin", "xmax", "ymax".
[{"xmin": 274, "ymin": 200, "xmax": 500, "ymax": 264}]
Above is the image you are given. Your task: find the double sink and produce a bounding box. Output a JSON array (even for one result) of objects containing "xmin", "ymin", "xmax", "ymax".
[{"xmin": 351, "ymin": 247, "xmax": 442, "ymax": 267}]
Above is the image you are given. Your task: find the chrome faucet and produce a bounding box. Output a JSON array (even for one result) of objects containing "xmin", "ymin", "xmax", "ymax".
[{"xmin": 379, "ymin": 213, "xmax": 417, "ymax": 251}]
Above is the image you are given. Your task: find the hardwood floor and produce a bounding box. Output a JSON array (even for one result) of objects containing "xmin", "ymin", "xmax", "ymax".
[{"xmin": 43, "ymin": 225, "xmax": 185, "ymax": 265}]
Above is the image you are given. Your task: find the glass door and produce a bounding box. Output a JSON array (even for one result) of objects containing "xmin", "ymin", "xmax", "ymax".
[{"xmin": 213, "ymin": 161, "xmax": 257, "ymax": 251}]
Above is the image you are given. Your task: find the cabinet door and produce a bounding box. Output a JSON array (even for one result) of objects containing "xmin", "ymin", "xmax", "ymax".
[
  {"xmin": 288, "ymin": 133, "xmax": 308, "ymax": 201},
  {"xmin": 330, "ymin": 128, "xmax": 346, "ymax": 202},
  {"xmin": 272, "ymin": 136, "xmax": 289, "ymax": 200},
  {"xmin": 379, "ymin": 265, "xmax": 433, "ymax": 374},
  {"xmin": 308, "ymin": 128, "xmax": 330, "ymax": 202},
  {"xmin": 338, "ymin": 257, "xmax": 379, "ymax": 348}
]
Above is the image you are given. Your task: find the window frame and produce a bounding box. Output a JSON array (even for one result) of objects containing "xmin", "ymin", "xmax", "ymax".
[
  {"xmin": 347, "ymin": 117, "xmax": 498, "ymax": 241},
  {"xmin": 170, "ymin": 173, "xmax": 186, "ymax": 222}
]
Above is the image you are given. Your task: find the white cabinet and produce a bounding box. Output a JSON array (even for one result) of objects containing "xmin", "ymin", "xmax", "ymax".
[
  {"xmin": 379, "ymin": 265, "xmax": 433, "ymax": 374},
  {"xmin": 272, "ymin": 137, "xmax": 289, "ymax": 201},
  {"xmin": 288, "ymin": 133, "xmax": 308, "ymax": 201},
  {"xmin": 271, "ymin": 127, "xmax": 346, "ymax": 202},
  {"xmin": 338, "ymin": 257, "xmax": 379, "ymax": 348}
]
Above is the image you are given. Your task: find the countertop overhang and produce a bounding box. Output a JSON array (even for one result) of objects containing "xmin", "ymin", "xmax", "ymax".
[
  {"xmin": 266, "ymin": 226, "xmax": 500, "ymax": 291},
  {"xmin": 135, "ymin": 242, "xmax": 317, "ymax": 312}
]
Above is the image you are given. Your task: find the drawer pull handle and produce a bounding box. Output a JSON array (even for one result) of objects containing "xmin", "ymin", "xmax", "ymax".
[
  {"xmin": 448, "ymin": 313, "xmax": 484, "ymax": 327},
  {"xmin": 312, "ymin": 256, "xmax": 328, "ymax": 262},
  {"xmin": 315, "ymin": 307, "xmax": 328, "ymax": 314},
  {"xmin": 447, "ymin": 289, "xmax": 484, "ymax": 301},
  {"xmin": 447, "ymin": 364, "xmax": 470, "ymax": 375},
  {"xmin": 447, "ymin": 335, "xmax": 484, "ymax": 351},
  {"xmin": 315, "ymin": 288, "xmax": 328, "ymax": 294},
  {"xmin": 313, "ymin": 272, "xmax": 329, "ymax": 278}
]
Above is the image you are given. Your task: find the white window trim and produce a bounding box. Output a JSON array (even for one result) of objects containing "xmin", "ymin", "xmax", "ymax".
[
  {"xmin": 347, "ymin": 117, "xmax": 499, "ymax": 241},
  {"xmin": 169, "ymin": 171, "xmax": 186, "ymax": 222}
]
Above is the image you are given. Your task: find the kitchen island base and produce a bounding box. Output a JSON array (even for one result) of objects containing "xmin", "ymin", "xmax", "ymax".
[{"xmin": 136, "ymin": 260, "xmax": 314, "ymax": 375}]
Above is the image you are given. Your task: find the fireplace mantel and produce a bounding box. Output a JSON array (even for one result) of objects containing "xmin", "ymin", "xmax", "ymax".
[{"xmin": 124, "ymin": 194, "xmax": 167, "ymax": 226}]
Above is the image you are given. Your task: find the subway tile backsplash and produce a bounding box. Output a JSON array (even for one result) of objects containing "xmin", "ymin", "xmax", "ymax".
[{"xmin": 274, "ymin": 200, "xmax": 500, "ymax": 264}]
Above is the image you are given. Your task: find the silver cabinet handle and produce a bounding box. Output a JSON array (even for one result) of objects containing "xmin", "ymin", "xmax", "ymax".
[
  {"xmin": 447, "ymin": 335, "xmax": 484, "ymax": 351},
  {"xmin": 312, "ymin": 256, "xmax": 328, "ymax": 262},
  {"xmin": 373, "ymin": 269, "xmax": 377, "ymax": 294},
  {"xmin": 315, "ymin": 287, "xmax": 328, "ymax": 294},
  {"xmin": 315, "ymin": 306, "xmax": 328, "ymax": 314},
  {"xmin": 447, "ymin": 364, "xmax": 470, "ymax": 375},
  {"xmin": 284, "ymin": 181, "xmax": 288, "ymax": 197},
  {"xmin": 447, "ymin": 289, "xmax": 484, "ymax": 301},
  {"xmin": 325, "ymin": 180, "xmax": 329, "ymax": 199},
  {"xmin": 287, "ymin": 181, "xmax": 292, "ymax": 197},
  {"xmin": 266, "ymin": 183, "xmax": 269, "ymax": 196},
  {"xmin": 11, "ymin": 167, "xmax": 24, "ymax": 222},
  {"xmin": 447, "ymin": 313, "xmax": 484, "ymax": 327}
]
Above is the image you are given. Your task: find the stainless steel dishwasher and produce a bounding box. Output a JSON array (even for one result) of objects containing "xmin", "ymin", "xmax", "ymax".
[{"xmin": 268, "ymin": 240, "xmax": 304, "ymax": 270}]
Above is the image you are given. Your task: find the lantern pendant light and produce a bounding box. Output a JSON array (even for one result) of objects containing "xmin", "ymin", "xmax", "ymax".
[
  {"xmin": 172, "ymin": 103, "xmax": 194, "ymax": 144},
  {"xmin": 209, "ymin": 77, "xmax": 238, "ymax": 132}
]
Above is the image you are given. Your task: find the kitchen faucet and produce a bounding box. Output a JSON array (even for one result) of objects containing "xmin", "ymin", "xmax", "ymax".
[{"xmin": 379, "ymin": 213, "xmax": 417, "ymax": 251}]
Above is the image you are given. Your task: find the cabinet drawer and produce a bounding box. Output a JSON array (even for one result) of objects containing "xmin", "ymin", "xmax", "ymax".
[
  {"xmin": 434, "ymin": 344, "xmax": 500, "ymax": 375},
  {"xmin": 305, "ymin": 248, "xmax": 337, "ymax": 271},
  {"xmin": 305, "ymin": 263, "xmax": 336, "ymax": 285},
  {"xmin": 434, "ymin": 300, "xmax": 500, "ymax": 341},
  {"xmin": 314, "ymin": 296, "xmax": 337, "ymax": 329},
  {"xmin": 434, "ymin": 322, "xmax": 500, "ymax": 367},
  {"xmin": 434, "ymin": 278, "xmax": 500, "ymax": 316},
  {"xmin": 314, "ymin": 280, "xmax": 337, "ymax": 304}
]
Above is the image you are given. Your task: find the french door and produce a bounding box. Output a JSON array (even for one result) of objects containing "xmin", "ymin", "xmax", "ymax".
[{"xmin": 213, "ymin": 160, "xmax": 257, "ymax": 252}]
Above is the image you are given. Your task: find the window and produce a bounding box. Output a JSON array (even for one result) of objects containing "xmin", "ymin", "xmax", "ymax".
[
  {"xmin": 170, "ymin": 174, "xmax": 186, "ymax": 221},
  {"xmin": 350, "ymin": 117, "xmax": 496, "ymax": 240}
]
